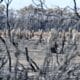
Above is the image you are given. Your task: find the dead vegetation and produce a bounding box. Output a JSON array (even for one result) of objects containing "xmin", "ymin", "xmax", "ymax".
[
  {"xmin": 0, "ymin": 28, "xmax": 80, "ymax": 80},
  {"xmin": 0, "ymin": 0, "xmax": 80, "ymax": 80}
]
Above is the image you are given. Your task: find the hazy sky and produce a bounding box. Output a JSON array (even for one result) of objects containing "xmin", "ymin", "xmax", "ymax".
[{"xmin": 2, "ymin": 0, "xmax": 80, "ymax": 10}]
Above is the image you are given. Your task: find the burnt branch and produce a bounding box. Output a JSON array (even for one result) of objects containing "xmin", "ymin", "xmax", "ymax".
[
  {"xmin": 73, "ymin": 0, "xmax": 80, "ymax": 18},
  {"xmin": 0, "ymin": 55, "xmax": 8, "ymax": 69},
  {"xmin": 59, "ymin": 32, "xmax": 66, "ymax": 54},
  {"xmin": 25, "ymin": 47, "xmax": 40, "ymax": 72},
  {"xmin": 0, "ymin": 36, "xmax": 12, "ymax": 72}
]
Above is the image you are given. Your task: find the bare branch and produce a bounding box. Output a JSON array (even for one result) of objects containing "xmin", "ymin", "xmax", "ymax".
[
  {"xmin": 0, "ymin": 55, "xmax": 8, "ymax": 69},
  {"xmin": 25, "ymin": 47, "xmax": 40, "ymax": 72},
  {"xmin": 0, "ymin": 36, "xmax": 12, "ymax": 72},
  {"xmin": 73, "ymin": 0, "xmax": 80, "ymax": 18},
  {"xmin": 4, "ymin": 0, "xmax": 12, "ymax": 5}
]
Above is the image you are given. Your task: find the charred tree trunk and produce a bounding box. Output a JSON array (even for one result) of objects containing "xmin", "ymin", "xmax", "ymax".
[{"xmin": 6, "ymin": 3, "xmax": 11, "ymax": 41}]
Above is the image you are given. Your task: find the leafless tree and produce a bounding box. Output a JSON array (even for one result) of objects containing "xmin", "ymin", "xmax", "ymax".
[{"xmin": 32, "ymin": 0, "xmax": 46, "ymax": 11}]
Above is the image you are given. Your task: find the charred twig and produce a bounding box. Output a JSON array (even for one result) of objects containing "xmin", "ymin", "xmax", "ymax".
[
  {"xmin": 0, "ymin": 55, "xmax": 8, "ymax": 69},
  {"xmin": 59, "ymin": 32, "xmax": 66, "ymax": 54},
  {"xmin": 0, "ymin": 36, "xmax": 12, "ymax": 72},
  {"xmin": 25, "ymin": 47, "xmax": 40, "ymax": 72},
  {"xmin": 73, "ymin": 0, "xmax": 80, "ymax": 18}
]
